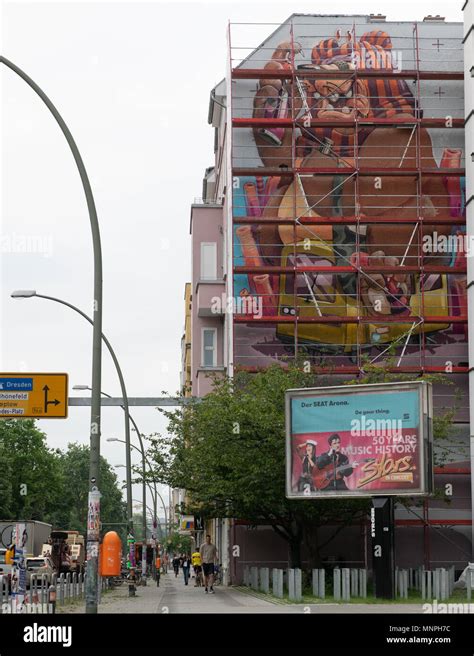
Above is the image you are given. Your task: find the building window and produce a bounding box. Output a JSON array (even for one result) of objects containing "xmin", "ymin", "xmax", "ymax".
[
  {"xmin": 201, "ymin": 242, "xmax": 217, "ymax": 280},
  {"xmin": 202, "ymin": 328, "xmax": 217, "ymax": 367}
]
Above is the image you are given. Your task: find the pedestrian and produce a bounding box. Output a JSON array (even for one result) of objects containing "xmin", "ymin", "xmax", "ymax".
[
  {"xmin": 155, "ymin": 554, "xmax": 161, "ymax": 587},
  {"xmin": 192, "ymin": 548, "xmax": 202, "ymax": 587},
  {"xmin": 200, "ymin": 534, "xmax": 218, "ymax": 594},
  {"xmin": 172, "ymin": 554, "xmax": 180, "ymax": 578},
  {"xmin": 182, "ymin": 554, "xmax": 191, "ymax": 585}
]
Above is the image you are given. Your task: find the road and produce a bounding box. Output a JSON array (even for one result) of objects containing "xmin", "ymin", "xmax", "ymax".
[{"xmin": 57, "ymin": 571, "xmax": 427, "ymax": 614}]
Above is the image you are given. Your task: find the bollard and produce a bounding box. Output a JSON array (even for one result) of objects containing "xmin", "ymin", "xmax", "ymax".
[
  {"xmin": 294, "ymin": 569, "xmax": 302, "ymax": 602},
  {"xmin": 48, "ymin": 585, "xmax": 56, "ymax": 614},
  {"xmin": 467, "ymin": 570, "xmax": 472, "ymax": 602},
  {"xmin": 288, "ymin": 569, "xmax": 295, "ymax": 600},
  {"xmin": 341, "ymin": 568, "xmax": 350, "ymax": 602},
  {"xmin": 350, "ymin": 568, "xmax": 358, "ymax": 597},
  {"xmin": 272, "ymin": 569, "xmax": 283, "ymax": 598},
  {"xmin": 59, "ymin": 574, "xmax": 65, "ymax": 606},
  {"xmin": 250, "ymin": 567, "xmax": 258, "ymax": 590},
  {"xmin": 333, "ymin": 568, "xmax": 341, "ymax": 601},
  {"xmin": 243, "ymin": 566, "xmax": 249, "ymax": 587},
  {"xmin": 433, "ymin": 569, "xmax": 440, "ymax": 599},
  {"xmin": 440, "ymin": 568, "xmax": 447, "ymax": 601},
  {"xmin": 65, "ymin": 573, "xmax": 71, "ymax": 601},
  {"xmin": 359, "ymin": 569, "xmax": 367, "ymax": 599},
  {"xmin": 312, "ymin": 569, "xmax": 319, "ymax": 597},
  {"xmin": 319, "ymin": 569, "xmax": 325, "ymax": 600},
  {"xmin": 260, "ymin": 568, "xmax": 269, "ymax": 594}
]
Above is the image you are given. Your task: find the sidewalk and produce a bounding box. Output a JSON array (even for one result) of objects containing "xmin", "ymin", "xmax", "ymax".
[{"xmin": 58, "ymin": 571, "xmax": 427, "ymax": 614}]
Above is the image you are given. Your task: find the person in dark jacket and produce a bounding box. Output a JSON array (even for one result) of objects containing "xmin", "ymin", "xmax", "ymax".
[
  {"xmin": 316, "ymin": 434, "xmax": 357, "ymax": 491},
  {"xmin": 182, "ymin": 554, "xmax": 191, "ymax": 586}
]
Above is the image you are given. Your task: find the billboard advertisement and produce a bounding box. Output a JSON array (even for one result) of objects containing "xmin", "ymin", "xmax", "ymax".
[{"xmin": 286, "ymin": 381, "xmax": 433, "ymax": 498}]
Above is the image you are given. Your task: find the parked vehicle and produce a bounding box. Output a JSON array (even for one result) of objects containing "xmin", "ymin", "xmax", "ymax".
[
  {"xmin": 25, "ymin": 556, "xmax": 54, "ymax": 588},
  {"xmin": 0, "ymin": 520, "xmax": 52, "ymax": 557}
]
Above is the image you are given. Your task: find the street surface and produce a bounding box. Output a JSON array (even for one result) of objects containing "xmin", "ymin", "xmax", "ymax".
[{"xmin": 58, "ymin": 572, "xmax": 426, "ymax": 614}]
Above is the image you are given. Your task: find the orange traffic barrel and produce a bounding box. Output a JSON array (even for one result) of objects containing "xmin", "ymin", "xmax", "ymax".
[{"xmin": 100, "ymin": 531, "xmax": 122, "ymax": 576}]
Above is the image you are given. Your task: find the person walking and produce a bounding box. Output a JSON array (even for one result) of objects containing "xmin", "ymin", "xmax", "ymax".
[
  {"xmin": 172, "ymin": 554, "xmax": 180, "ymax": 578},
  {"xmin": 155, "ymin": 554, "xmax": 161, "ymax": 587},
  {"xmin": 192, "ymin": 548, "xmax": 202, "ymax": 587},
  {"xmin": 182, "ymin": 554, "xmax": 191, "ymax": 585},
  {"xmin": 200, "ymin": 534, "xmax": 218, "ymax": 594}
]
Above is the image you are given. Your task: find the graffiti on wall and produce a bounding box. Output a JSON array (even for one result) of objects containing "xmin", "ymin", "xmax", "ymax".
[{"xmin": 232, "ymin": 26, "xmax": 466, "ymax": 369}]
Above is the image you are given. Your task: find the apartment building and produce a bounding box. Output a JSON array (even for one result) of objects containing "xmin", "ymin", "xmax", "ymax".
[{"xmin": 182, "ymin": 12, "xmax": 471, "ymax": 582}]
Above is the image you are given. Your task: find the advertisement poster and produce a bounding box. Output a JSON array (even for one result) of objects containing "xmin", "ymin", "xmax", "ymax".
[
  {"xmin": 87, "ymin": 490, "xmax": 101, "ymax": 542},
  {"xmin": 11, "ymin": 522, "xmax": 27, "ymax": 613},
  {"xmin": 286, "ymin": 382, "xmax": 431, "ymax": 498}
]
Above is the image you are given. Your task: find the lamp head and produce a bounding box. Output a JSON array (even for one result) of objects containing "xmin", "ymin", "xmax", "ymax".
[{"xmin": 11, "ymin": 290, "xmax": 37, "ymax": 299}]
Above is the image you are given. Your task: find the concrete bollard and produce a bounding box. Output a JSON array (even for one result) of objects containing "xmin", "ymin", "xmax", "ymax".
[
  {"xmin": 243, "ymin": 566, "xmax": 250, "ymax": 587},
  {"xmin": 341, "ymin": 568, "xmax": 350, "ymax": 602},
  {"xmin": 350, "ymin": 568, "xmax": 358, "ymax": 597},
  {"xmin": 288, "ymin": 569, "xmax": 295, "ymax": 600},
  {"xmin": 319, "ymin": 569, "xmax": 325, "ymax": 600},
  {"xmin": 359, "ymin": 569, "xmax": 367, "ymax": 599},
  {"xmin": 312, "ymin": 569, "xmax": 319, "ymax": 597},
  {"xmin": 333, "ymin": 568, "xmax": 341, "ymax": 601},
  {"xmin": 260, "ymin": 567, "xmax": 269, "ymax": 594},
  {"xmin": 272, "ymin": 568, "xmax": 283, "ymax": 598},
  {"xmin": 250, "ymin": 566, "xmax": 258, "ymax": 590},
  {"xmin": 288, "ymin": 568, "xmax": 302, "ymax": 602},
  {"xmin": 468, "ymin": 570, "xmax": 473, "ymax": 602}
]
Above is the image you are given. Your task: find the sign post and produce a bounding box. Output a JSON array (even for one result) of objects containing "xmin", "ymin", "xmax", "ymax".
[{"xmin": 371, "ymin": 497, "xmax": 395, "ymax": 599}]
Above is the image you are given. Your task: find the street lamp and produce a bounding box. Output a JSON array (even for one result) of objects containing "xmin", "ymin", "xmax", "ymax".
[
  {"xmin": 110, "ymin": 436, "xmax": 168, "ymax": 581},
  {"xmin": 108, "ymin": 437, "xmax": 168, "ymax": 539},
  {"xmin": 11, "ymin": 291, "xmax": 133, "ymax": 544},
  {"xmin": 1, "ymin": 55, "xmax": 103, "ymax": 614}
]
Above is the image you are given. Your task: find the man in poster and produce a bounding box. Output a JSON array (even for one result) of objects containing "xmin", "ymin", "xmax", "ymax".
[{"xmin": 316, "ymin": 434, "xmax": 358, "ymax": 491}]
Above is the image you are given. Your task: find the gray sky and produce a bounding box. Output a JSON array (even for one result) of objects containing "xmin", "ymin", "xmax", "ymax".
[{"xmin": 0, "ymin": 0, "xmax": 464, "ymax": 516}]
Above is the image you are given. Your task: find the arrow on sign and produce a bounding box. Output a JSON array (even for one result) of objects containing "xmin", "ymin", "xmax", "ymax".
[{"xmin": 43, "ymin": 385, "xmax": 61, "ymax": 413}]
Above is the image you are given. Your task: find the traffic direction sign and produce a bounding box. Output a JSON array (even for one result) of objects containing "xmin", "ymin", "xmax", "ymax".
[{"xmin": 0, "ymin": 373, "xmax": 68, "ymax": 418}]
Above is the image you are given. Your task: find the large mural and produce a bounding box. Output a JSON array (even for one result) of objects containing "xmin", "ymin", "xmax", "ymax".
[{"xmin": 232, "ymin": 21, "xmax": 466, "ymax": 371}]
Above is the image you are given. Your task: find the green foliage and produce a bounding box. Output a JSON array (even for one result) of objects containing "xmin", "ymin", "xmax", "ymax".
[
  {"xmin": 0, "ymin": 421, "xmax": 126, "ymax": 541},
  {"xmin": 147, "ymin": 356, "xmax": 456, "ymax": 568},
  {"xmin": 0, "ymin": 419, "xmax": 62, "ymax": 521},
  {"xmin": 52, "ymin": 443, "xmax": 127, "ymax": 537},
  {"xmin": 165, "ymin": 528, "xmax": 192, "ymax": 555},
  {"xmin": 147, "ymin": 365, "xmax": 371, "ymax": 567}
]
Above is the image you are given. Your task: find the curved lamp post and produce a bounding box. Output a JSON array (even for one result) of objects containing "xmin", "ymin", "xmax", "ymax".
[
  {"xmin": 108, "ymin": 436, "xmax": 168, "ymax": 538},
  {"xmin": 2, "ymin": 56, "xmax": 103, "ymax": 614},
  {"xmin": 10, "ymin": 291, "xmax": 133, "ymax": 544}
]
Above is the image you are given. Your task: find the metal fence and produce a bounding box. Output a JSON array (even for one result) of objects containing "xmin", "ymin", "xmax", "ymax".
[{"xmin": 0, "ymin": 572, "xmax": 110, "ymax": 614}]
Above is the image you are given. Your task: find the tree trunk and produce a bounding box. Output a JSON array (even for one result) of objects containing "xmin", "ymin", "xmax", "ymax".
[
  {"xmin": 288, "ymin": 537, "xmax": 302, "ymax": 568},
  {"xmin": 304, "ymin": 524, "xmax": 323, "ymax": 569}
]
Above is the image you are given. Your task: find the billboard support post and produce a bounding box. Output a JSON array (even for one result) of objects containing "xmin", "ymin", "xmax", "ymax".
[{"xmin": 371, "ymin": 497, "xmax": 395, "ymax": 599}]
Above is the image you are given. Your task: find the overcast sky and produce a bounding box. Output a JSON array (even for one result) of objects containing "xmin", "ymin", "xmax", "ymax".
[{"xmin": 0, "ymin": 0, "xmax": 464, "ymax": 518}]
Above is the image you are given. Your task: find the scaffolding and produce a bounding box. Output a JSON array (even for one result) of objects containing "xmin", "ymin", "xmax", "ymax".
[{"xmin": 228, "ymin": 17, "xmax": 467, "ymax": 377}]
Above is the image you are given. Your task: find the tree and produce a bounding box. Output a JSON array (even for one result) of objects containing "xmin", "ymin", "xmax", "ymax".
[
  {"xmin": 147, "ymin": 365, "xmax": 370, "ymax": 568},
  {"xmin": 52, "ymin": 443, "xmax": 127, "ymax": 539},
  {"xmin": 165, "ymin": 528, "xmax": 192, "ymax": 555},
  {"xmin": 0, "ymin": 419, "xmax": 62, "ymax": 521},
  {"xmin": 147, "ymin": 360, "xmax": 456, "ymax": 570}
]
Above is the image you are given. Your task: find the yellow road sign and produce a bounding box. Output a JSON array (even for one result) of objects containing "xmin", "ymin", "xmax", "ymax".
[{"xmin": 0, "ymin": 373, "xmax": 68, "ymax": 418}]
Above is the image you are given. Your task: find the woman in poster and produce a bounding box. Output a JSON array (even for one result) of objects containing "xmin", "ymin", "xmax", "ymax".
[{"xmin": 295, "ymin": 440, "xmax": 317, "ymax": 492}]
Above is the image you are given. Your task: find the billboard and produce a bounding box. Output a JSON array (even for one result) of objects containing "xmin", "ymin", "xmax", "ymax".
[{"xmin": 285, "ymin": 381, "xmax": 433, "ymax": 498}]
